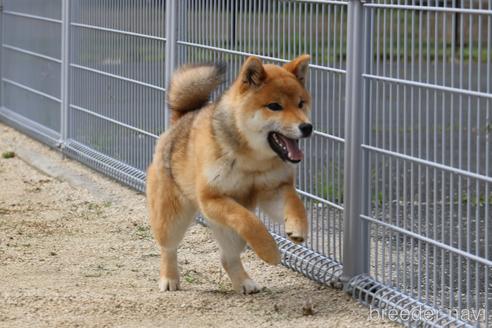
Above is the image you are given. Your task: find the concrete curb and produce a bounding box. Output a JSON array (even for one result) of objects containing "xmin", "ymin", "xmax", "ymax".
[{"xmin": 14, "ymin": 146, "xmax": 117, "ymax": 203}]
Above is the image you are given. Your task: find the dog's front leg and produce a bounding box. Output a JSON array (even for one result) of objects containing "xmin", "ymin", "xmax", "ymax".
[
  {"xmin": 281, "ymin": 184, "xmax": 308, "ymax": 244},
  {"xmin": 198, "ymin": 190, "xmax": 281, "ymax": 265},
  {"xmin": 257, "ymin": 184, "xmax": 308, "ymax": 244}
]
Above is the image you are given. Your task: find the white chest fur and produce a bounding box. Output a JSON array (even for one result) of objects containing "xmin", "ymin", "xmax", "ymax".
[{"xmin": 205, "ymin": 157, "xmax": 292, "ymax": 197}]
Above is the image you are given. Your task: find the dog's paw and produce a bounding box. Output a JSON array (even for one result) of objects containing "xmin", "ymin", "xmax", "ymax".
[
  {"xmin": 235, "ymin": 278, "xmax": 261, "ymax": 295},
  {"xmin": 159, "ymin": 277, "xmax": 180, "ymax": 291},
  {"xmin": 256, "ymin": 242, "xmax": 281, "ymax": 265},
  {"xmin": 285, "ymin": 218, "xmax": 307, "ymax": 244},
  {"xmin": 251, "ymin": 231, "xmax": 281, "ymax": 265}
]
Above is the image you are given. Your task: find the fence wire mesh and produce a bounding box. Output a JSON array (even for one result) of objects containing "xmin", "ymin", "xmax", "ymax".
[
  {"xmin": 360, "ymin": 1, "xmax": 492, "ymax": 326},
  {"xmin": 0, "ymin": 0, "xmax": 490, "ymax": 326}
]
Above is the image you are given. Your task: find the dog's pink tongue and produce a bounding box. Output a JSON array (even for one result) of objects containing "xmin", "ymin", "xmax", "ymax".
[{"xmin": 279, "ymin": 135, "xmax": 304, "ymax": 161}]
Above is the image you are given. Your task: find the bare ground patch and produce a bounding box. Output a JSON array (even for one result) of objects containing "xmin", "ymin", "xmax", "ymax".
[{"xmin": 0, "ymin": 123, "xmax": 397, "ymax": 328}]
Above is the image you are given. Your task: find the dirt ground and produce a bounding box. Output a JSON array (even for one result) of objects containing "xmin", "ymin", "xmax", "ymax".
[{"xmin": 0, "ymin": 123, "xmax": 396, "ymax": 328}]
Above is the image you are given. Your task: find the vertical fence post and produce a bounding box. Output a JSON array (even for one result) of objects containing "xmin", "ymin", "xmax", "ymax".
[
  {"xmin": 342, "ymin": 0, "xmax": 370, "ymax": 282},
  {"xmin": 60, "ymin": 0, "xmax": 70, "ymax": 148},
  {"xmin": 164, "ymin": 0, "xmax": 178, "ymax": 129}
]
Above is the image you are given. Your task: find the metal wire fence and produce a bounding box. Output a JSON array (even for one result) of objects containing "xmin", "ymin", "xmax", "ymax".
[{"xmin": 0, "ymin": 0, "xmax": 490, "ymax": 326}]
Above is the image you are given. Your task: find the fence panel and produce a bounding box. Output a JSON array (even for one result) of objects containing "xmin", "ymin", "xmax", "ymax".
[
  {"xmin": 176, "ymin": 0, "xmax": 348, "ymax": 282},
  {"xmin": 347, "ymin": 1, "xmax": 492, "ymax": 327},
  {"xmin": 0, "ymin": 0, "xmax": 62, "ymax": 145},
  {"xmin": 63, "ymin": 0, "xmax": 167, "ymax": 190}
]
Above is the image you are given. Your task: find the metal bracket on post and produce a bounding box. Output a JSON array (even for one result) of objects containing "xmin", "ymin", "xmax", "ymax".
[
  {"xmin": 60, "ymin": 0, "xmax": 70, "ymax": 150},
  {"xmin": 341, "ymin": 0, "xmax": 370, "ymax": 285},
  {"xmin": 164, "ymin": 0, "xmax": 178, "ymax": 130}
]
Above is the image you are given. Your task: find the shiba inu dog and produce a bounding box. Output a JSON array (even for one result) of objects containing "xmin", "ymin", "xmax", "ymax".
[{"xmin": 146, "ymin": 55, "xmax": 312, "ymax": 294}]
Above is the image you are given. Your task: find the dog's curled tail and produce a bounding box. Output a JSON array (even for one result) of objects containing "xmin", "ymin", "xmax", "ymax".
[{"xmin": 167, "ymin": 63, "xmax": 226, "ymax": 124}]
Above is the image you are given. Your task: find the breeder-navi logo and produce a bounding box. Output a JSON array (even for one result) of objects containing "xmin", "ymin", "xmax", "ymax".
[{"xmin": 368, "ymin": 305, "xmax": 485, "ymax": 324}]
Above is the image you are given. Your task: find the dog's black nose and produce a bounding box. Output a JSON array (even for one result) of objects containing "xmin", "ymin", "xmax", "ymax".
[{"xmin": 299, "ymin": 123, "xmax": 313, "ymax": 137}]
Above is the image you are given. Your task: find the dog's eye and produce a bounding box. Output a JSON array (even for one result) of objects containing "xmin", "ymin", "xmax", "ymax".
[
  {"xmin": 266, "ymin": 103, "xmax": 283, "ymax": 111},
  {"xmin": 298, "ymin": 100, "xmax": 305, "ymax": 108}
]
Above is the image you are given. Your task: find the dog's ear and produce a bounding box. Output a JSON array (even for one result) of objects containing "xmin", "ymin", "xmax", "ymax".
[
  {"xmin": 283, "ymin": 54, "xmax": 310, "ymax": 85},
  {"xmin": 240, "ymin": 57, "xmax": 266, "ymax": 91}
]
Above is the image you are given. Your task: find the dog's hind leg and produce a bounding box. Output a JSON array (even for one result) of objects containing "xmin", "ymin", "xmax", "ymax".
[
  {"xmin": 153, "ymin": 201, "xmax": 195, "ymax": 292},
  {"xmin": 147, "ymin": 165, "xmax": 195, "ymax": 291},
  {"xmin": 209, "ymin": 222, "xmax": 260, "ymax": 294}
]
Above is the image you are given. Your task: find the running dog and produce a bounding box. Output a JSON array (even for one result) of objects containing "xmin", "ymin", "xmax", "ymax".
[{"xmin": 147, "ymin": 55, "xmax": 312, "ymax": 294}]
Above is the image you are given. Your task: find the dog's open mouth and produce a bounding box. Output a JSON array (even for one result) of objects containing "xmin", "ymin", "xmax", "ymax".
[{"xmin": 267, "ymin": 132, "xmax": 303, "ymax": 163}]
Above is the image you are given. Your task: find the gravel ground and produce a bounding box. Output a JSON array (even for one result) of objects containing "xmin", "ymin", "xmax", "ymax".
[{"xmin": 0, "ymin": 123, "xmax": 397, "ymax": 328}]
